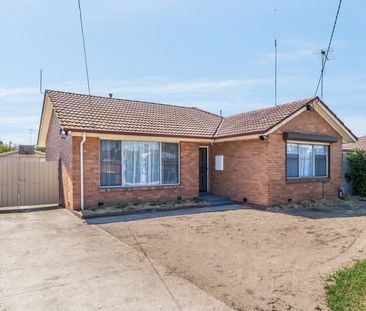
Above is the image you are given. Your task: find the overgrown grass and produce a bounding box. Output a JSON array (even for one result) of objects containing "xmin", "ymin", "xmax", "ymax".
[{"xmin": 325, "ymin": 260, "xmax": 366, "ymax": 311}]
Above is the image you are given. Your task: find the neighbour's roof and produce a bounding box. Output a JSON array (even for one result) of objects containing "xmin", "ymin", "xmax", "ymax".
[
  {"xmin": 343, "ymin": 135, "xmax": 366, "ymax": 151},
  {"xmin": 38, "ymin": 90, "xmax": 357, "ymax": 145},
  {"xmin": 215, "ymin": 98, "xmax": 315, "ymax": 137}
]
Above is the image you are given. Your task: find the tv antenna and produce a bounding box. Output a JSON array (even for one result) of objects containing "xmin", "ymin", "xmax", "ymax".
[{"xmin": 313, "ymin": 48, "xmax": 335, "ymax": 99}]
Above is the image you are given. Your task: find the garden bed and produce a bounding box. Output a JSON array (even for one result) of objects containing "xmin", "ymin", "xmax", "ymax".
[
  {"xmin": 266, "ymin": 197, "xmax": 366, "ymax": 215},
  {"xmin": 75, "ymin": 198, "xmax": 209, "ymax": 219}
]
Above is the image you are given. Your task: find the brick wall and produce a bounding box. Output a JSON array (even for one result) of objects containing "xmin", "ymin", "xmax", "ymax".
[
  {"xmin": 71, "ymin": 137, "xmax": 199, "ymax": 210},
  {"xmin": 45, "ymin": 112, "xmax": 74, "ymax": 209},
  {"xmin": 211, "ymin": 109, "xmax": 342, "ymax": 206},
  {"xmin": 266, "ymin": 109, "xmax": 342, "ymax": 205},
  {"xmin": 211, "ymin": 139, "xmax": 269, "ymax": 206}
]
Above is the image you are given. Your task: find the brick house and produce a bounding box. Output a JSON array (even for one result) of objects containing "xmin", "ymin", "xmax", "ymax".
[
  {"xmin": 37, "ymin": 90, "xmax": 357, "ymax": 210},
  {"xmin": 343, "ymin": 135, "xmax": 366, "ymax": 153}
]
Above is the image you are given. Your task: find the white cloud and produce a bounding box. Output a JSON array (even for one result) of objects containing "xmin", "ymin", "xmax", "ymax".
[
  {"xmin": 90, "ymin": 77, "xmax": 274, "ymax": 96},
  {"xmin": 0, "ymin": 116, "xmax": 39, "ymax": 126},
  {"xmin": 0, "ymin": 87, "xmax": 37, "ymax": 97}
]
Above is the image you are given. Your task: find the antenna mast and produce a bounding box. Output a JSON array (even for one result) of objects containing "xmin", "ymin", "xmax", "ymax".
[
  {"xmin": 39, "ymin": 69, "xmax": 44, "ymax": 94},
  {"xmin": 313, "ymin": 48, "xmax": 335, "ymax": 100},
  {"xmin": 274, "ymin": 7, "xmax": 278, "ymax": 106}
]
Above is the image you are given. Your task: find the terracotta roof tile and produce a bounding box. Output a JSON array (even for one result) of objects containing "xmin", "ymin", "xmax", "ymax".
[
  {"xmin": 46, "ymin": 90, "xmax": 222, "ymax": 138},
  {"xmin": 343, "ymin": 135, "xmax": 366, "ymax": 151},
  {"xmin": 215, "ymin": 97, "xmax": 316, "ymax": 137},
  {"xmin": 45, "ymin": 90, "xmax": 317, "ymax": 139}
]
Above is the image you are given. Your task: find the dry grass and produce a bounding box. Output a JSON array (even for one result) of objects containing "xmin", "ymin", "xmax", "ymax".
[{"xmin": 268, "ymin": 197, "xmax": 363, "ymax": 213}]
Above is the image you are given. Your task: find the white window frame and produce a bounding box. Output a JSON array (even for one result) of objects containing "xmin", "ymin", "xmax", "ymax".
[
  {"xmin": 215, "ymin": 155, "xmax": 224, "ymax": 171},
  {"xmin": 99, "ymin": 140, "xmax": 180, "ymax": 188},
  {"xmin": 286, "ymin": 141, "xmax": 329, "ymax": 180}
]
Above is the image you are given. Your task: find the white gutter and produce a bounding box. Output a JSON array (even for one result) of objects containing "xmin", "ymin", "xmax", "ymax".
[{"xmin": 80, "ymin": 132, "xmax": 87, "ymax": 210}]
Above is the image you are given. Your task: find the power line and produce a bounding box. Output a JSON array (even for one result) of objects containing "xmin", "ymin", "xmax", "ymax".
[
  {"xmin": 314, "ymin": 0, "xmax": 343, "ymax": 97},
  {"xmin": 77, "ymin": 0, "xmax": 91, "ymax": 95}
]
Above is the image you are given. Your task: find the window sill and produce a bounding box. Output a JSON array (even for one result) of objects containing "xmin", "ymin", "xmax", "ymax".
[
  {"xmin": 100, "ymin": 184, "xmax": 182, "ymax": 192},
  {"xmin": 286, "ymin": 178, "xmax": 330, "ymax": 184}
]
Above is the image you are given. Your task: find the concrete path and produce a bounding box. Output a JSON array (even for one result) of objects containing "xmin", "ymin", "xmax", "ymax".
[
  {"xmin": 86, "ymin": 204, "xmax": 249, "ymax": 225},
  {"xmin": 0, "ymin": 208, "xmax": 232, "ymax": 311}
]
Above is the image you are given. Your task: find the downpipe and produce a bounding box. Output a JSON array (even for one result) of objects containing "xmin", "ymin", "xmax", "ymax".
[{"xmin": 80, "ymin": 132, "xmax": 86, "ymax": 211}]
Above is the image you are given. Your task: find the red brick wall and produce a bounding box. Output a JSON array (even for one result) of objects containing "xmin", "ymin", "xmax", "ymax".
[
  {"xmin": 211, "ymin": 109, "xmax": 342, "ymax": 206},
  {"xmin": 45, "ymin": 112, "xmax": 74, "ymax": 209},
  {"xmin": 71, "ymin": 137, "xmax": 199, "ymax": 210},
  {"xmin": 210, "ymin": 140, "xmax": 269, "ymax": 205},
  {"xmin": 266, "ymin": 109, "xmax": 342, "ymax": 205}
]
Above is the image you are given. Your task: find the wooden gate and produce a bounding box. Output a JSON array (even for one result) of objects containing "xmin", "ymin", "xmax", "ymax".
[{"xmin": 0, "ymin": 160, "xmax": 59, "ymax": 207}]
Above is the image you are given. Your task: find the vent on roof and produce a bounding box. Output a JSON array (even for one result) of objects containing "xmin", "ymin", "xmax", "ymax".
[{"xmin": 109, "ymin": 93, "xmax": 113, "ymax": 98}]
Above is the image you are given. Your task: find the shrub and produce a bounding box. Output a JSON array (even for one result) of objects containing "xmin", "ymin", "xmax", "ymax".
[
  {"xmin": 347, "ymin": 149, "xmax": 366, "ymax": 196},
  {"xmin": 0, "ymin": 141, "xmax": 17, "ymax": 154}
]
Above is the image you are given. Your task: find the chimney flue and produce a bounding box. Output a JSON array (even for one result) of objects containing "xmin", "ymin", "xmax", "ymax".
[{"xmin": 109, "ymin": 93, "xmax": 113, "ymax": 98}]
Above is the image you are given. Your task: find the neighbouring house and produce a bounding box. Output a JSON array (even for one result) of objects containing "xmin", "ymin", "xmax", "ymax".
[
  {"xmin": 37, "ymin": 90, "xmax": 357, "ymax": 210},
  {"xmin": 343, "ymin": 135, "xmax": 366, "ymax": 153},
  {"xmin": 0, "ymin": 145, "xmax": 45, "ymax": 162}
]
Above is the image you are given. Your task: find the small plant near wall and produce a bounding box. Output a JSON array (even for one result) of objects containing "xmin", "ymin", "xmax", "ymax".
[{"xmin": 346, "ymin": 148, "xmax": 366, "ymax": 196}]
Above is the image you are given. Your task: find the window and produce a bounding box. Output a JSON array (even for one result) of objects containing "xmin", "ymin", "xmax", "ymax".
[
  {"xmin": 100, "ymin": 140, "xmax": 180, "ymax": 187},
  {"xmin": 100, "ymin": 140, "xmax": 122, "ymax": 186},
  {"xmin": 215, "ymin": 155, "xmax": 224, "ymax": 171},
  {"xmin": 286, "ymin": 143, "xmax": 329, "ymax": 179},
  {"xmin": 123, "ymin": 141, "xmax": 160, "ymax": 186},
  {"xmin": 161, "ymin": 143, "xmax": 179, "ymax": 184}
]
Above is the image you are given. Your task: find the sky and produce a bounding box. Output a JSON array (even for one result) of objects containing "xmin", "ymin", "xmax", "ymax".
[{"xmin": 0, "ymin": 0, "xmax": 365, "ymax": 145}]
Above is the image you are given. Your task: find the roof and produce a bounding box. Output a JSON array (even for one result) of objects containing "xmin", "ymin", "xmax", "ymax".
[
  {"xmin": 37, "ymin": 90, "xmax": 357, "ymax": 146},
  {"xmin": 46, "ymin": 90, "xmax": 222, "ymax": 138},
  {"xmin": 19, "ymin": 145, "xmax": 35, "ymax": 155},
  {"xmin": 343, "ymin": 135, "xmax": 366, "ymax": 151},
  {"xmin": 215, "ymin": 97, "xmax": 315, "ymax": 138}
]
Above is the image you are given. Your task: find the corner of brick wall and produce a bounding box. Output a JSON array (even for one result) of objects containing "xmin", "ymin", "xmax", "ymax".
[{"xmin": 45, "ymin": 112, "xmax": 74, "ymax": 209}]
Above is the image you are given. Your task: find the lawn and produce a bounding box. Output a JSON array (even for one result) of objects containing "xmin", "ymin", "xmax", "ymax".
[{"xmin": 326, "ymin": 260, "xmax": 366, "ymax": 311}]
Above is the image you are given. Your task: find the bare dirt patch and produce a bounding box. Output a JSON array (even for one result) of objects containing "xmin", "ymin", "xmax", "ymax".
[{"xmin": 99, "ymin": 203, "xmax": 366, "ymax": 311}]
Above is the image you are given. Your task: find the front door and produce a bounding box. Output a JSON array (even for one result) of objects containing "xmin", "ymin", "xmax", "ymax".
[{"xmin": 199, "ymin": 147, "xmax": 208, "ymax": 192}]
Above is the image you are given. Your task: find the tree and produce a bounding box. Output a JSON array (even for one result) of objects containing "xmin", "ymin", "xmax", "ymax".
[
  {"xmin": 0, "ymin": 141, "xmax": 17, "ymax": 154},
  {"xmin": 347, "ymin": 148, "xmax": 366, "ymax": 196}
]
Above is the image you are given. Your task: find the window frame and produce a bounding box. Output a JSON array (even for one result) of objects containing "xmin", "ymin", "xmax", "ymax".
[
  {"xmin": 286, "ymin": 141, "xmax": 330, "ymax": 180},
  {"xmin": 99, "ymin": 140, "xmax": 122, "ymax": 187},
  {"xmin": 99, "ymin": 140, "xmax": 180, "ymax": 188}
]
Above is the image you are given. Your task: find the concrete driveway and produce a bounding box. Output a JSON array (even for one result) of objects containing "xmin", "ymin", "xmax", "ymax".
[{"xmin": 0, "ymin": 207, "xmax": 231, "ymax": 311}]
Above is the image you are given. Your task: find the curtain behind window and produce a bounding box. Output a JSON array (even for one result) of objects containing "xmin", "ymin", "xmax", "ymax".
[
  {"xmin": 315, "ymin": 145, "xmax": 328, "ymax": 177},
  {"xmin": 100, "ymin": 141, "xmax": 121, "ymax": 186},
  {"xmin": 299, "ymin": 144, "xmax": 313, "ymax": 177},
  {"xmin": 162, "ymin": 143, "xmax": 179, "ymax": 184},
  {"xmin": 123, "ymin": 141, "xmax": 160, "ymax": 186}
]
